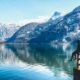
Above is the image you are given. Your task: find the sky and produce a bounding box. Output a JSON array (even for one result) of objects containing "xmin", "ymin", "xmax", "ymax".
[{"xmin": 0, "ymin": 0, "xmax": 80, "ymax": 24}]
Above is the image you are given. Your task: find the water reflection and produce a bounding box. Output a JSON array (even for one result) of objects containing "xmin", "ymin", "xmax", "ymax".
[{"xmin": 0, "ymin": 43, "xmax": 76, "ymax": 80}]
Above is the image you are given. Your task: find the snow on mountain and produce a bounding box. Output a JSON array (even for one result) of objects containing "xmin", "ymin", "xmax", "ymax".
[
  {"xmin": 0, "ymin": 23, "xmax": 20, "ymax": 41},
  {"xmin": 6, "ymin": 6, "xmax": 80, "ymax": 44},
  {"xmin": 73, "ymin": 6, "xmax": 80, "ymax": 13},
  {"xmin": 0, "ymin": 16, "xmax": 50, "ymax": 42},
  {"xmin": 50, "ymin": 11, "xmax": 61, "ymax": 20},
  {"xmin": 28, "ymin": 6, "xmax": 80, "ymax": 43},
  {"xmin": 7, "ymin": 23, "xmax": 39, "ymax": 43}
]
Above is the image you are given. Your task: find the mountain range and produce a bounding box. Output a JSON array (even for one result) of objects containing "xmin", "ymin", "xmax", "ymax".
[
  {"xmin": 6, "ymin": 6, "xmax": 80, "ymax": 44},
  {"xmin": 0, "ymin": 24, "xmax": 20, "ymax": 42}
]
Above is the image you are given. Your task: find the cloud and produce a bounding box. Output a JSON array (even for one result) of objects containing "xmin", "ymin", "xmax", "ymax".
[
  {"xmin": 1, "ymin": 12, "xmax": 66, "ymax": 26},
  {"xmin": 16, "ymin": 16, "xmax": 50, "ymax": 26}
]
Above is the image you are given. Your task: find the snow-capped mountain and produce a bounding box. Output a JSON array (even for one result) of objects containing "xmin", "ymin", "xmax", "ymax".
[
  {"xmin": 50, "ymin": 11, "xmax": 61, "ymax": 20},
  {"xmin": 28, "ymin": 6, "xmax": 80, "ymax": 43},
  {"xmin": 0, "ymin": 23, "xmax": 20, "ymax": 42},
  {"xmin": 7, "ymin": 23, "xmax": 38, "ymax": 43},
  {"xmin": 6, "ymin": 6, "xmax": 80, "ymax": 43}
]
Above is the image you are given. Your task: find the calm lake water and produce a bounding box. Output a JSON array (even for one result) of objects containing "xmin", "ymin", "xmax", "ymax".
[{"xmin": 0, "ymin": 43, "xmax": 77, "ymax": 80}]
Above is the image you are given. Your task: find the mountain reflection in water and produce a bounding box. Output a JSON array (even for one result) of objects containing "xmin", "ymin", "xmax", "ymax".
[{"xmin": 0, "ymin": 43, "xmax": 76, "ymax": 80}]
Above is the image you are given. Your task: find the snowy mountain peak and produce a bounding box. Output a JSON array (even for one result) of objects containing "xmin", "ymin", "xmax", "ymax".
[
  {"xmin": 73, "ymin": 6, "xmax": 80, "ymax": 12},
  {"xmin": 51, "ymin": 11, "xmax": 61, "ymax": 20}
]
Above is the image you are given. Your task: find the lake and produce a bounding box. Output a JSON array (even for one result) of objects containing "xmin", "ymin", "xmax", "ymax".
[{"xmin": 0, "ymin": 43, "xmax": 77, "ymax": 80}]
